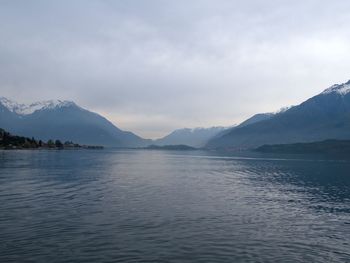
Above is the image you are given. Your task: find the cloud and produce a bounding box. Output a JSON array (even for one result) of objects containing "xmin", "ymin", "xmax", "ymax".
[{"xmin": 1, "ymin": 0, "xmax": 350, "ymax": 138}]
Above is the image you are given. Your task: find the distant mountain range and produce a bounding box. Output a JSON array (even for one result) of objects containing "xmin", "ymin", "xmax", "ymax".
[
  {"xmin": 0, "ymin": 97, "xmax": 230, "ymax": 148},
  {"xmin": 152, "ymin": 127, "xmax": 228, "ymax": 148},
  {"xmin": 2, "ymin": 80, "xmax": 350, "ymax": 149},
  {"xmin": 207, "ymin": 80, "xmax": 350, "ymax": 149},
  {"xmin": 151, "ymin": 110, "xmax": 295, "ymax": 148},
  {"xmin": 0, "ymin": 98, "xmax": 150, "ymax": 147}
]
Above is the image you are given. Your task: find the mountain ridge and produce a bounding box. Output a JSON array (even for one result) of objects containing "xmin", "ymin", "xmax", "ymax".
[
  {"xmin": 3, "ymin": 80, "xmax": 350, "ymax": 149},
  {"xmin": 206, "ymin": 80, "xmax": 350, "ymax": 149},
  {"xmin": 0, "ymin": 97, "xmax": 150, "ymax": 147}
]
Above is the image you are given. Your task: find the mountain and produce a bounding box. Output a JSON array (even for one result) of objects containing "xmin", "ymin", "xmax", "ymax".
[
  {"xmin": 0, "ymin": 97, "xmax": 150, "ymax": 147},
  {"xmin": 206, "ymin": 80, "xmax": 350, "ymax": 149},
  {"xmin": 236, "ymin": 106, "xmax": 294, "ymax": 129},
  {"xmin": 153, "ymin": 127, "xmax": 228, "ymax": 147},
  {"xmin": 209, "ymin": 108, "xmax": 291, "ymax": 142},
  {"xmin": 236, "ymin": 113, "xmax": 274, "ymax": 128}
]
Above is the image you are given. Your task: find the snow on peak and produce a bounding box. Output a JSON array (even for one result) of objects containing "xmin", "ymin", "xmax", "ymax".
[
  {"xmin": 272, "ymin": 106, "xmax": 294, "ymax": 115},
  {"xmin": 322, "ymin": 81, "xmax": 350, "ymax": 96},
  {"xmin": 0, "ymin": 97, "xmax": 76, "ymax": 115},
  {"xmin": 26, "ymin": 100, "xmax": 76, "ymax": 113}
]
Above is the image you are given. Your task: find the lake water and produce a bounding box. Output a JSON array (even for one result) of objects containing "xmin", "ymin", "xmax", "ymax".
[{"xmin": 0, "ymin": 149, "xmax": 350, "ymax": 262}]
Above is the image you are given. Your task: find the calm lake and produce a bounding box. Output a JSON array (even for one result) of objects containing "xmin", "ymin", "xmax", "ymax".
[{"xmin": 0, "ymin": 149, "xmax": 349, "ymax": 262}]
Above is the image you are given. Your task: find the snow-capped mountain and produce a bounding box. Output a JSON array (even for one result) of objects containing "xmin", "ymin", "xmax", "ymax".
[
  {"xmin": 321, "ymin": 80, "xmax": 350, "ymax": 96},
  {"xmin": 0, "ymin": 97, "xmax": 76, "ymax": 115},
  {"xmin": 0, "ymin": 97, "xmax": 150, "ymax": 147},
  {"xmin": 207, "ymin": 80, "xmax": 350, "ymax": 149}
]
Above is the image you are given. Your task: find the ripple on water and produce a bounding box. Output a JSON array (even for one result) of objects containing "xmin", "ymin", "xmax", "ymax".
[{"xmin": 0, "ymin": 149, "xmax": 350, "ymax": 262}]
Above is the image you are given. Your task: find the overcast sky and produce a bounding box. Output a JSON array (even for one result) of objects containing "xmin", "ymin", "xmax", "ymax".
[{"xmin": 1, "ymin": 0, "xmax": 350, "ymax": 138}]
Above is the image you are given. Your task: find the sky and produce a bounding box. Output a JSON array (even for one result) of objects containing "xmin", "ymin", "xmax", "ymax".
[{"xmin": 1, "ymin": 0, "xmax": 350, "ymax": 139}]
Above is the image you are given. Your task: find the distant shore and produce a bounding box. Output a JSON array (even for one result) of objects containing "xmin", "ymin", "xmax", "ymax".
[
  {"xmin": 0, "ymin": 145, "xmax": 104, "ymax": 150},
  {"xmin": 142, "ymin": 144, "xmax": 197, "ymax": 151},
  {"xmin": 255, "ymin": 140, "xmax": 350, "ymax": 155}
]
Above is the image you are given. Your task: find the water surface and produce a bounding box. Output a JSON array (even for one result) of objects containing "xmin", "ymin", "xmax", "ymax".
[{"xmin": 0, "ymin": 149, "xmax": 349, "ymax": 262}]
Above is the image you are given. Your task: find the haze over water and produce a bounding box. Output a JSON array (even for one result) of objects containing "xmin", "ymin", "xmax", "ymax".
[{"xmin": 0, "ymin": 149, "xmax": 349, "ymax": 262}]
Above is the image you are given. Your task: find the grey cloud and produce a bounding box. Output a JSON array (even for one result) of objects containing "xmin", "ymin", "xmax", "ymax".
[{"xmin": 1, "ymin": 0, "xmax": 350, "ymax": 138}]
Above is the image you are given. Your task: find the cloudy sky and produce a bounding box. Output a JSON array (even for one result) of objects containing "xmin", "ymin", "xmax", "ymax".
[{"xmin": 1, "ymin": 0, "xmax": 350, "ymax": 138}]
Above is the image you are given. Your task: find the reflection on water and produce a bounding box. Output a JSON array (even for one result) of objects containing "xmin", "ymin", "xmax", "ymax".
[{"xmin": 0, "ymin": 149, "xmax": 349, "ymax": 262}]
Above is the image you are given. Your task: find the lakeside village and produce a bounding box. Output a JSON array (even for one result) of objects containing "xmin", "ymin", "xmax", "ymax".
[{"xmin": 0, "ymin": 128, "xmax": 103, "ymax": 150}]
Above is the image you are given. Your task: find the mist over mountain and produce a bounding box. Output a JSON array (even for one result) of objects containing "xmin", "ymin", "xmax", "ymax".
[
  {"xmin": 0, "ymin": 98, "xmax": 150, "ymax": 147},
  {"xmin": 207, "ymin": 80, "xmax": 350, "ymax": 149},
  {"xmin": 153, "ymin": 127, "xmax": 228, "ymax": 148}
]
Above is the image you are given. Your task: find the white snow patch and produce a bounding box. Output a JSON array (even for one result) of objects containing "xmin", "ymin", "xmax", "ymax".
[
  {"xmin": 274, "ymin": 106, "xmax": 294, "ymax": 114},
  {"xmin": 322, "ymin": 83, "xmax": 350, "ymax": 96},
  {"xmin": 0, "ymin": 97, "xmax": 76, "ymax": 115}
]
